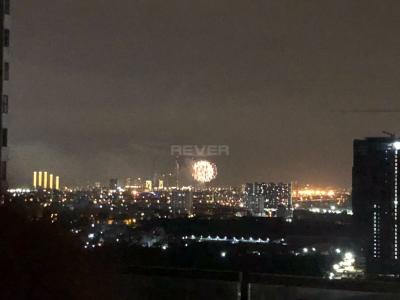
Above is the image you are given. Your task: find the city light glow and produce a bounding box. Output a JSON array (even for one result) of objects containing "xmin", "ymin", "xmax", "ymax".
[
  {"xmin": 329, "ymin": 251, "xmax": 362, "ymax": 279},
  {"xmin": 393, "ymin": 141, "xmax": 400, "ymax": 150},
  {"xmin": 294, "ymin": 188, "xmax": 336, "ymax": 198}
]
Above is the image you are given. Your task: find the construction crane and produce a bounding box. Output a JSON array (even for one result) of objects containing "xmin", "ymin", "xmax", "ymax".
[{"xmin": 382, "ymin": 131, "xmax": 396, "ymax": 138}]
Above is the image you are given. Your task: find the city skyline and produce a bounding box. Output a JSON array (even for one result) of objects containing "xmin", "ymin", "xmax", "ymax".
[
  {"xmin": 6, "ymin": 1, "xmax": 400, "ymax": 297},
  {"xmin": 8, "ymin": 1, "xmax": 400, "ymax": 187}
]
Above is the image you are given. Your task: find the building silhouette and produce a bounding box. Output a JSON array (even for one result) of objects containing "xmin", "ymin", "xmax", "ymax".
[
  {"xmin": 244, "ymin": 183, "xmax": 265, "ymax": 216},
  {"xmin": 0, "ymin": 0, "xmax": 10, "ymax": 194},
  {"xmin": 33, "ymin": 171, "xmax": 61, "ymax": 190},
  {"xmin": 171, "ymin": 190, "xmax": 193, "ymax": 216},
  {"xmin": 263, "ymin": 182, "xmax": 292, "ymax": 209},
  {"xmin": 353, "ymin": 137, "xmax": 400, "ymax": 275},
  {"xmin": 245, "ymin": 182, "xmax": 293, "ymax": 217},
  {"xmin": 109, "ymin": 178, "xmax": 118, "ymax": 190}
]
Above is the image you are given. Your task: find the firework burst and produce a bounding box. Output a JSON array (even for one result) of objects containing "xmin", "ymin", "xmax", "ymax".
[{"xmin": 192, "ymin": 160, "xmax": 217, "ymax": 183}]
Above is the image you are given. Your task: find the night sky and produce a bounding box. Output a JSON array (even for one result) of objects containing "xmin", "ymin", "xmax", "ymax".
[{"xmin": 9, "ymin": 0, "xmax": 400, "ymax": 187}]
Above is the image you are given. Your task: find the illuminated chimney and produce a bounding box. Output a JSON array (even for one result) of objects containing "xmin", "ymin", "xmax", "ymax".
[
  {"xmin": 49, "ymin": 174, "xmax": 53, "ymax": 189},
  {"xmin": 43, "ymin": 171, "xmax": 48, "ymax": 189},
  {"xmin": 38, "ymin": 171, "xmax": 43, "ymax": 187},
  {"xmin": 55, "ymin": 176, "xmax": 60, "ymax": 190},
  {"xmin": 33, "ymin": 171, "xmax": 37, "ymax": 188}
]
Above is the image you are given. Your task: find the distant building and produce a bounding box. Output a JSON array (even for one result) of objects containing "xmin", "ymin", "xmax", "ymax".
[
  {"xmin": 0, "ymin": 0, "xmax": 10, "ymax": 194},
  {"xmin": 133, "ymin": 177, "xmax": 143, "ymax": 189},
  {"xmin": 276, "ymin": 204, "xmax": 287, "ymax": 219},
  {"xmin": 353, "ymin": 137, "xmax": 400, "ymax": 275},
  {"xmin": 33, "ymin": 171, "xmax": 60, "ymax": 190},
  {"xmin": 263, "ymin": 182, "xmax": 292, "ymax": 209},
  {"xmin": 49, "ymin": 173, "xmax": 53, "ymax": 189},
  {"xmin": 33, "ymin": 171, "xmax": 37, "ymax": 188},
  {"xmin": 158, "ymin": 179, "xmax": 164, "ymax": 189},
  {"xmin": 152, "ymin": 172, "xmax": 160, "ymax": 189},
  {"xmin": 145, "ymin": 180, "xmax": 152, "ymax": 192},
  {"xmin": 244, "ymin": 183, "xmax": 265, "ymax": 216},
  {"xmin": 55, "ymin": 176, "xmax": 60, "ymax": 190},
  {"xmin": 171, "ymin": 190, "xmax": 193, "ymax": 216},
  {"xmin": 43, "ymin": 171, "xmax": 48, "ymax": 189},
  {"xmin": 244, "ymin": 182, "xmax": 293, "ymax": 217},
  {"xmin": 109, "ymin": 178, "xmax": 118, "ymax": 190}
]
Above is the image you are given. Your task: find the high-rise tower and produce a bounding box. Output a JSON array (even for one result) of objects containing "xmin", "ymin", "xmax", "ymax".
[
  {"xmin": 353, "ymin": 137, "xmax": 400, "ymax": 275},
  {"xmin": 244, "ymin": 183, "xmax": 265, "ymax": 216},
  {"xmin": 0, "ymin": 0, "xmax": 10, "ymax": 195}
]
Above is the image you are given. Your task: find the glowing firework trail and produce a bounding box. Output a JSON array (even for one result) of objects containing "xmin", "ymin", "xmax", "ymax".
[{"xmin": 192, "ymin": 160, "xmax": 217, "ymax": 183}]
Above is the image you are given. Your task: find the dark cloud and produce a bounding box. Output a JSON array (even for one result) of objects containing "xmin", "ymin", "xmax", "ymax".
[{"xmin": 9, "ymin": 0, "xmax": 400, "ymax": 187}]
